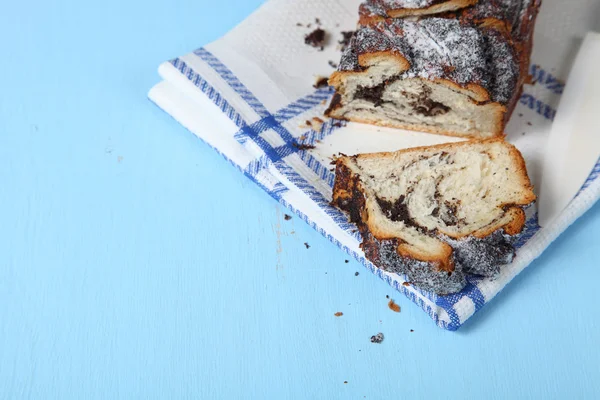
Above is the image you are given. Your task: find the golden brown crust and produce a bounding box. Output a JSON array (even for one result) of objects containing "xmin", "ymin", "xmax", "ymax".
[
  {"xmin": 357, "ymin": 52, "xmax": 411, "ymax": 70},
  {"xmin": 434, "ymin": 77, "xmax": 491, "ymax": 103},
  {"xmin": 328, "ymin": 52, "xmax": 411, "ymax": 90},
  {"xmin": 387, "ymin": 0, "xmax": 478, "ymax": 18},
  {"xmin": 397, "ymin": 242, "xmax": 454, "ymax": 271}
]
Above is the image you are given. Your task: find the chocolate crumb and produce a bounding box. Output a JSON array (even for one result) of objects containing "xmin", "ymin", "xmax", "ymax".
[
  {"xmin": 388, "ymin": 299, "xmax": 401, "ymax": 313},
  {"xmin": 355, "ymin": 272, "xmax": 359, "ymax": 276},
  {"xmin": 304, "ymin": 242, "xmax": 310, "ymax": 249},
  {"xmin": 313, "ymin": 76, "xmax": 329, "ymax": 89},
  {"xmin": 305, "ymin": 28, "xmax": 326, "ymax": 49},
  {"xmin": 293, "ymin": 142, "xmax": 316, "ymax": 151},
  {"xmin": 284, "ymin": 214, "xmax": 292, "ymax": 221},
  {"xmin": 370, "ymin": 333, "xmax": 384, "ymax": 344},
  {"xmin": 343, "ymin": 381, "xmax": 348, "ymax": 384},
  {"xmin": 402, "ymin": 282, "xmax": 410, "ymax": 287},
  {"xmin": 345, "ymin": 260, "xmax": 349, "ymax": 263},
  {"xmin": 410, "ymin": 329, "xmax": 414, "ymax": 332},
  {"xmin": 305, "ymin": 120, "xmax": 312, "ymax": 126},
  {"xmin": 526, "ymin": 121, "xmax": 532, "ymax": 126},
  {"xmin": 518, "ymin": 113, "xmax": 523, "ymax": 117},
  {"xmin": 522, "ymin": 132, "xmax": 526, "ymax": 135},
  {"xmin": 328, "ymin": 60, "xmax": 338, "ymax": 68},
  {"xmin": 334, "ymin": 312, "xmax": 343, "ymax": 317},
  {"xmin": 386, "ymin": 295, "xmax": 389, "ymax": 299},
  {"xmin": 296, "ymin": 22, "xmax": 303, "ymax": 27}
]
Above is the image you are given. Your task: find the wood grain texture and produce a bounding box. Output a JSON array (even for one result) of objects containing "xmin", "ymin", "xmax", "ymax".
[{"xmin": 0, "ymin": 0, "xmax": 599, "ymax": 399}]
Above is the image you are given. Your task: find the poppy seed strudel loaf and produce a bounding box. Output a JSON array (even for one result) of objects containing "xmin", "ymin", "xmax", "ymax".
[
  {"xmin": 326, "ymin": 0, "xmax": 541, "ymax": 138},
  {"xmin": 332, "ymin": 138, "xmax": 536, "ymax": 294}
]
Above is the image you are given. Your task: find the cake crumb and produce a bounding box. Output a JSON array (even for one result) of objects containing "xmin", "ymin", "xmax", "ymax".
[
  {"xmin": 402, "ymin": 282, "xmax": 410, "ymax": 287},
  {"xmin": 305, "ymin": 28, "xmax": 326, "ymax": 50},
  {"xmin": 334, "ymin": 312, "xmax": 343, "ymax": 317},
  {"xmin": 345, "ymin": 260, "xmax": 349, "ymax": 263},
  {"xmin": 370, "ymin": 333, "xmax": 384, "ymax": 343},
  {"xmin": 343, "ymin": 381, "xmax": 348, "ymax": 384},
  {"xmin": 385, "ymin": 295, "xmax": 389, "ymax": 299},
  {"xmin": 304, "ymin": 242, "xmax": 310, "ymax": 249},
  {"xmin": 284, "ymin": 214, "xmax": 292, "ymax": 221},
  {"xmin": 388, "ymin": 299, "xmax": 401, "ymax": 313},
  {"xmin": 313, "ymin": 76, "xmax": 329, "ymax": 89},
  {"xmin": 293, "ymin": 142, "xmax": 316, "ymax": 151},
  {"xmin": 311, "ymin": 117, "xmax": 325, "ymax": 132},
  {"xmin": 328, "ymin": 60, "xmax": 338, "ymax": 68},
  {"xmin": 526, "ymin": 121, "xmax": 532, "ymax": 126},
  {"xmin": 410, "ymin": 329, "xmax": 414, "ymax": 333},
  {"xmin": 355, "ymin": 272, "xmax": 359, "ymax": 276}
]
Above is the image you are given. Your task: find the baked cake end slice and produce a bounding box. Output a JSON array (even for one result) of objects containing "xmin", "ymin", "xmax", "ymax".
[{"xmin": 332, "ymin": 138, "xmax": 536, "ymax": 294}]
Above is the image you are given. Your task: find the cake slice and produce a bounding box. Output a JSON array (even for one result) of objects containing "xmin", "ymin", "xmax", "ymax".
[
  {"xmin": 332, "ymin": 138, "xmax": 536, "ymax": 294},
  {"xmin": 326, "ymin": 17, "xmax": 520, "ymax": 138}
]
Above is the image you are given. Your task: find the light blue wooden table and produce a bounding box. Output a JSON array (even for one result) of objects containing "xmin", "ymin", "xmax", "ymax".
[{"xmin": 1, "ymin": 1, "xmax": 599, "ymax": 398}]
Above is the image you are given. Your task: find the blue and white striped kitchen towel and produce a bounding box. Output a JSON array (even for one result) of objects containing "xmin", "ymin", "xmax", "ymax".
[{"xmin": 149, "ymin": 0, "xmax": 600, "ymax": 330}]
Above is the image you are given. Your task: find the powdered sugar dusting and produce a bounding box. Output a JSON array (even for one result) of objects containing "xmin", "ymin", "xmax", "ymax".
[
  {"xmin": 483, "ymin": 28, "xmax": 518, "ymax": 104},
  {"xmin": 445, "ymin": 230, "xmax": 516, "ymax": 277},
  {"xmin": 496, "ymin": 0, "xmax": 533, "ymax": 31},
  {"xmin": 338, "ymin": 16, "xmax": 518, "ymax": 103},
  {"xmin": 361, "ymin": 0, "xmax": 446, "ymax": 17},
  {"xmin": 398, "ymin": 18, "xmax": 487, "ymax": 87},
  {"xmin": 466, "ymin": 0, "xmax": 535, "ymax": 38},
  {"xmin": 381, "ymin": 0, "xmax": 438, "ymax": 9}
]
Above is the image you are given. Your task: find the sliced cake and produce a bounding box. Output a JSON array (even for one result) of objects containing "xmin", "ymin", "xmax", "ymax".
[
  {"xmin": 332, "ymin": 138, "xmax": 536, "ymax": 294},
  {"xmin": 326, "ymin": 0, "xmax": 541, "ymax": 138}
]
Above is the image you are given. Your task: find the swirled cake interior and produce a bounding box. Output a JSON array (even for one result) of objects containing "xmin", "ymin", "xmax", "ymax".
[{"xmin": 332, "ymin": 138, "xmax": 536, "ymax": 294}]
